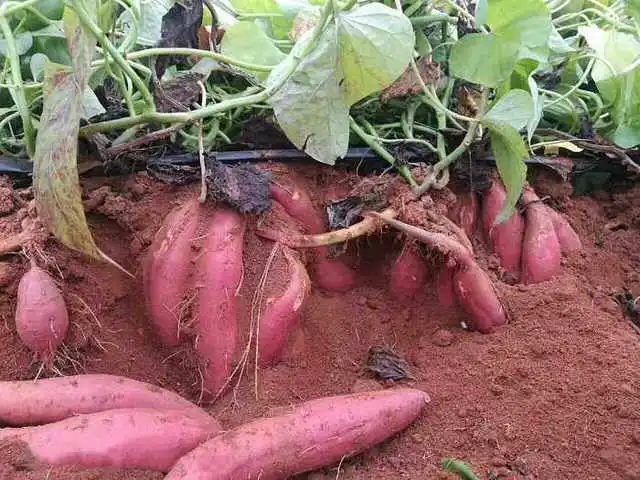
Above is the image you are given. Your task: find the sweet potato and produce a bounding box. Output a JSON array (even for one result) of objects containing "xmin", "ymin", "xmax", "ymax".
[
  {"xmin": 546, "ymin": 205, "xmax": 582, "ymax": 254},
  {"xmin": 258, "ymin": 247, "xmax": 311, "ymax": 366},
  {"xmin": 269, "ymin": 182, "xmax": 355, "ymax": 292},
  {"xmin": 143, "ymin": 199, "xmax": 201, "ymax": 346},
  {"xmin": 15, "ymin": 259, "xmax": 69, "ymax": 366},
  {"xmin": 0, "ymin": 408, "xmax": 221, "ymax": 472},
  {"xmin": 520, "ymin": 186, "xmax": 562, "ymax": 284},
  {"xmin": 165, "ymin": 388, "xmax": 429, "ymax": 480},
  {"xmin": 448, "ymin": 191, "xmax": 479, "ymax": 238},
  {"xmin": 195, "ymin": 207, "xmax": 245, "ymax": 398},
  {"xmin": 389, "ymin": 241, "xmax": 426, "ymax": 300},
  {"xmin": 0, "ymin": 374, "xmax": 211, "ymax": 426},
  {"xmin": 481, "ymin": 179, "xmax": 525, "ymax": 280},
  {"xmin": 370, "ymin": 214, "xmax": 507, "ymax": 333},
  {"xmin": 436, "ymin": 267, "xmax": 456, "ymax": 308}
]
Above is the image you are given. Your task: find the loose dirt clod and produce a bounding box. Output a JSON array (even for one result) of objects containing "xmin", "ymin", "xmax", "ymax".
[{"xmin": 365, "ymin": 346, "xmax": 414, "ymax": 381}]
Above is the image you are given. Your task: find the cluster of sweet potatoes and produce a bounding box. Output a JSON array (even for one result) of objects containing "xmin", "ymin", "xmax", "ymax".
[{"xmin": 0, "ymin": 374, "xmax": 428, "ymax": 478}]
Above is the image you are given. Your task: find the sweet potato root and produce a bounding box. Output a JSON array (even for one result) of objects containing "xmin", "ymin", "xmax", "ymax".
[
  {"xmin": 481, "ymin": 179, "xmax": 525, "ymax": 280},
  {"xmin": 448, "ymin": 191, "xmax": 479, "ymax": 238},
  {"xmin": 165, "ymin": 388, "xmax": 429, "ymax": 480},
  {"xmin": 520, "ymin": 186, "xmax": 562, "ymax": 284},
  {"xmin": 546, "ymin": 205, "xmax": 582, "ymax": 254},
  {"xmin": 195, "ymin": 207, "xmax": 245, "ymax": 398},
  {"xmin": 389, "ymin": 241, "xmax": 427, "ymax": 300},
  {"xmin": 0, "ymin": 374, "xmax": 211, "ymax": 426},
  {"xmin": 269, "ymin": 181, "xmax": 355, "ymax": 292},
  {"xmin": 0, "ymin": 408, "xmax": 221, "ymax": 472},
  {"xmin": 258, "ymin": 247, "xmax": 311, "ymax": 366},
  {"xmin": 436, "ymin": 267, "xmax": 456, "ymax": 308},
  {"xmin": 15, "ymin": 259, "xmax": 69, "ymax": 366},
  {"xmin": 143, "ymin": 199, "xmax": 201, "ymax": 346}
]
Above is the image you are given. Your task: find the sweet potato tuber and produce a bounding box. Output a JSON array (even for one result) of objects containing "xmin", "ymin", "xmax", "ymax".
[
  {"xmin": 143, "ymin": 199, "xmax": 201, "ymax": 346},
  {"xmin": 0, "ymin": 408, "xmax": 221, "ymax": 472},
  {"xmin": 15, "ymin": 259, "xmax": 69, "ymax": 366},
  {"xmin": 448, "ymin": 191, "xmax": 479, "ymax": 238},
  {"xmin": 546, "ymin": 205, "xmax": 582, "ymax": 254},
  {"xmin": 481, "ymin": 179, "xmax": 525, "ymax": 280},
  {"xmin": 389, "ymin": 241, "xmax": 426, "ymax": 300},
  {"xmin": 195, "ymin": 207, "xmax": 245, "ymax": 398},
  {"xmin": 436, "ymin": 267, "xmax": 456, "ymax": 308},
  {"xmin": 269, "ymin": 181, "xmax": 355, "ymax": 292},
  {"xmin": 520, "ymin": 186, "xmax": 562, "ymax": 284},
  {"xmin": 165, "ymin": 388, "xmax": 429, "ymax": 479},
  {"xmin": 258, "ymin": 247, "xmax": 311, "ymax": 366},
  {"xmin": 0, "ymin": 374, "xmax": 211, "ymax": 426}
]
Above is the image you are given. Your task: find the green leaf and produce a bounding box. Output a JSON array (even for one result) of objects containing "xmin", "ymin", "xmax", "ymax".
[
  {"xmin": 267, "ymin": 25, "xmax": 349, "ymax": 165},
  {"xmin": 119, "ymin": 0, "xmax": 174, "ymax": 46},
  {"xmin": 628, "ymin": 0, "xmax": 640, "ymax": 27},
  {"xmin": 33, "ymin": 2, "xmax": 100, "ymax": 259},
  {"xmin": 0, "ymin": 33, "xmax": 33, "ymax": 57},
  {"xmin": 483, "ymin": 121, "xmax": 528, "ymax": 222},
  {"xmin": 449, "ymin": 33, "xmax": 519, "ymax": 87},
  {"xmin": 486, "ymin": 0, "xmax": 552, "ymax": 53},
  {"xmin": 336, "ymin": 2, "xmax": 415, "ymax": 105},
  {"xmin": 220, "ymin": 21, "xmax": 285, "ymax": 80},
  {"xmin": 230, "ymin": 0, "xmax": 293, "ymax": 39},
  {"xmin": 547, "ymin": 25, "xmax": 576, "ymax": 55},
  {"xmin": 579, "ymin": 26, "xmax": 640, "ymax": 83},
  {"xmin": 475, "ymin": 0, "xmax": 488, "ymax": 26},
  {"xmin": 484, "ymin": 89, "xmax": 534, "ymax": 131}
]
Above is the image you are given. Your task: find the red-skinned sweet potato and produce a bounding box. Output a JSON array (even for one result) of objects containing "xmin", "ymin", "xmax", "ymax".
[
  {"xmin": 448, "ymin": 191, "xmax": 479, "ymax": 238},
  {"xmin": 520, "ymin": 186, "xmax": 562, "ymax": 284},
  {"xmin": 258, "ymin": 247, "xmax": 311, "ymax": 366},
  {"xmin": 481, "ymin": 179, "xmax": 525, "ymax": 280},
  {"xmin": 269, "ymin": 182, "xmax": 355, "ymax": 293},
  {"xmin": 143, "ymin": 199, "xmax": 201, "ymax": 346},
  {"xmin": 389, "ymin": 241, "xmax": 427, "ymax": 300},
  {"xmin": 546, "ymin": 205, "xmax": 582, "ymax": 254},
  {"xmin": 195, "ymin": 207, "xmax": 245, "ymax": 398},
  {"xmin": 165, "ymin": 388, "xmax": 429, "ymax": 480},
  {"xmin": 15, "ymin": 259, "xmax": 69, "ymax": 366},
  {"xmin": 0, "ymin": 374, "xmax": 211, "ymax": 426},
  {"xmin": 436, "ymin": 267, "xmax": 456, "ymax": 308},
  {"xmin": 0, "ymin": 408, "xmax": 221, "ymax": 472}
]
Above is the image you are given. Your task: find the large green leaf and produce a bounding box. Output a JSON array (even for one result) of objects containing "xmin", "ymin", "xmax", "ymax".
[
  {"xmin": 628, "ymin": 0, "xmax": 640, "ymax": 26},
  {"xmin": 336, "ymin": 2, "xmax": 414, "ymax": 105},
  {"xmin": 267, "ymin": 25, "xmax": 349, "ymax": 164},
  {"xmin": 486, "ymin": 0, "xmax": 551, "ymax": 52},
  {"xmin": 0, "ymin": 32, "xmax": 33, "ymax": 57},
  {"xmin": 449, "ymin": 33, "xmax": 519, "ymax": 87},
  {"xmin": 483, "ymin": 121, "xmax": 528, "ymax": 223},
  {"xmin": 119, "ymin": 0, "xmax": 174, "ymax": 46},
  {"xmin": 220, "ymin": 21, "xmax": 285, "ymax": 80},
  {"xmin": 33, "ymin": 2, "xmax": 100, "ymax": 258},
  {"xmin": 231, "ymin": 0, "xmax": 293, "ymax": 39},
  {"xmin": 484, "ymin": 89, "xmax": 534, "ymax": 131}
]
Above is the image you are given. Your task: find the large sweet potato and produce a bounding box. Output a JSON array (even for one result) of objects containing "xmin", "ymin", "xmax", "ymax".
[
  {"xmin": 165, "ymin": 388, "xmax": 429, "ymax": 479},
  {"xmin": 15, "ymin": 259, "xmax": 68, "ymax": 366},
  {"xmin": 143, "ymin": 199, "xmax": 201, "ymax": 346}
]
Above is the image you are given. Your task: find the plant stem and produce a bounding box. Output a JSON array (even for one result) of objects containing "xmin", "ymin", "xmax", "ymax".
[
  {"xmin": 122, "ymin": 48, "xmax": 274, "ymax": 72},
  {"xmin": 349, "ymin": 117, "xmax": 418, "ymax": 188},
  {"xmin": 410, "ymin": 14, "xmax": 457, "ymax": 25},
  {"xmin": 69, "ymin": 0, "xmax": 155, "ymax": 111},
  {"xmin": 0, "ymin": 16, "xmax": 35, "ymax": 157},
  {"xmin": 0, "ymin": 0, "xmax": 40, "ymax": 16},
  {"xmin": 80, "ymin": 0, "xmax": 335, "ymax": 135}
]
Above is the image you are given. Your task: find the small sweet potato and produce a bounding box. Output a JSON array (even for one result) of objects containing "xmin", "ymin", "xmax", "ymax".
[
  {"xmin": 15, "ymin": 259, "xmax": 69, "ymax": 366},
  {"xmin": 481, "ymin": 179, "xmax": 525, "ymax": 280},
  {"xmin": 269, "ymin": 181, "xmax": 355, "ymax": 292},
  {"xmin": 258, "ymin": 247, "xmax": 311, "ymax": 366},
  {"xmin": 165, "ymin": 388, "xmax": 429, "ymax": 480},
  {"xmin": 520, "ymin": 186, "xmax": 562, "ymax": 284},
  {"xmin": 143, "ymin": 199, "xmax": 201, "ymax": 346},
  {"xmin": 545, "ymin": 205, "xmax": 582, "ymax": 254},
  {"xmin": 0, "ymin": 408, "xmax": 221, "ymax": 472},
  {"xmin": 436, "ymin": 267, "xmax": 456, "ymax": 308},
  {"xmin": 389, "ymin": 241, "xmax": 426, "ymax": 300},
  {"xmin": 0, "ymin": 374, "xmax": 211, "ymax": 426},
  {"xmin": 195, "ymin": 207, "xmax": 245, "ymax": 398},
  {"xmin": 448, "ymin": 191, "xmax": 479, "ymax": 238}
]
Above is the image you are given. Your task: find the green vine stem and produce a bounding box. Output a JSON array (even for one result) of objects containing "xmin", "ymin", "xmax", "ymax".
[
  {"xmin": 121, "ymin": 48, "xmax": 274, "ymax": 72},
  {"xmin": 0, "ymin": 16, "xmax": 36, "ymax": 157},
  {"xmin": 80, "ymin": 0, "xmax": 335, "ymax": 135}
]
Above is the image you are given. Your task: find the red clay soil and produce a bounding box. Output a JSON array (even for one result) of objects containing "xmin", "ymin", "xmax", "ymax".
[{"xmin": 0, "ymin": 164, "xmax": 639, "ymax": 480}]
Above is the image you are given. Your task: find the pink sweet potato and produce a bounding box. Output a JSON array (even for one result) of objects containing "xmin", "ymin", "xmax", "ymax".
[
  {"xmin": 0, "ymin": 374, "xmax": 211, "ymax": 426},
  {"xmin": 0, "ymin": 408, "xmax": 221, "ymax": 471},
  {"xmin": 165, "ymin": 388, "xmax": 429, "ymax": 480},
  {"xmin": 520, "ymin": 186, "xmax": 562, "ymax": 284},
  {"xmin": 448, "ymin": 191, "xmax": 479, "ymax": 238},
  {"xmin": 195, "ymin": 207, "xmax": 245, "ymax": 398},
  {"xmin": 481, "ymin": 179, "xmax": 525, "ymax": 280},
  {"xmin": 269, "ymin": 181, "xmax": 355, "ymax": 292},
  {"xmin": 15, "ymin": 259, "xmax": 69, "ymax": 366},
  {"xmin": 389, "ymin": 241, "xmax": 426, "ymax": 300},
  {"xmin": 143, "ymin": 199, "xmax": 201, "ymax": 346},
  {"xmin": 258, "ymin": 247, "xmax": 311, "ymax": 366},
  {"xmin": 436, "ymin": 267, "xmax": 456, "ymax": 308},
  {"xmin": 545, "ymin": 205, "xmax": 582, "ymax": 254}
]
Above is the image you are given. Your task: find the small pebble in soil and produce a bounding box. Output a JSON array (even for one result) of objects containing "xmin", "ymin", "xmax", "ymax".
[{"xmin": 431, "ymin": 328, "xmax": 455, "ymax": 347}]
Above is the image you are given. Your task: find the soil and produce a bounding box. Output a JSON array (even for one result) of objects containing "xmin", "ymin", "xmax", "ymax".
[{"xmin": 1, "ymin": 162, "xmax": 640, "ymax": 480}]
